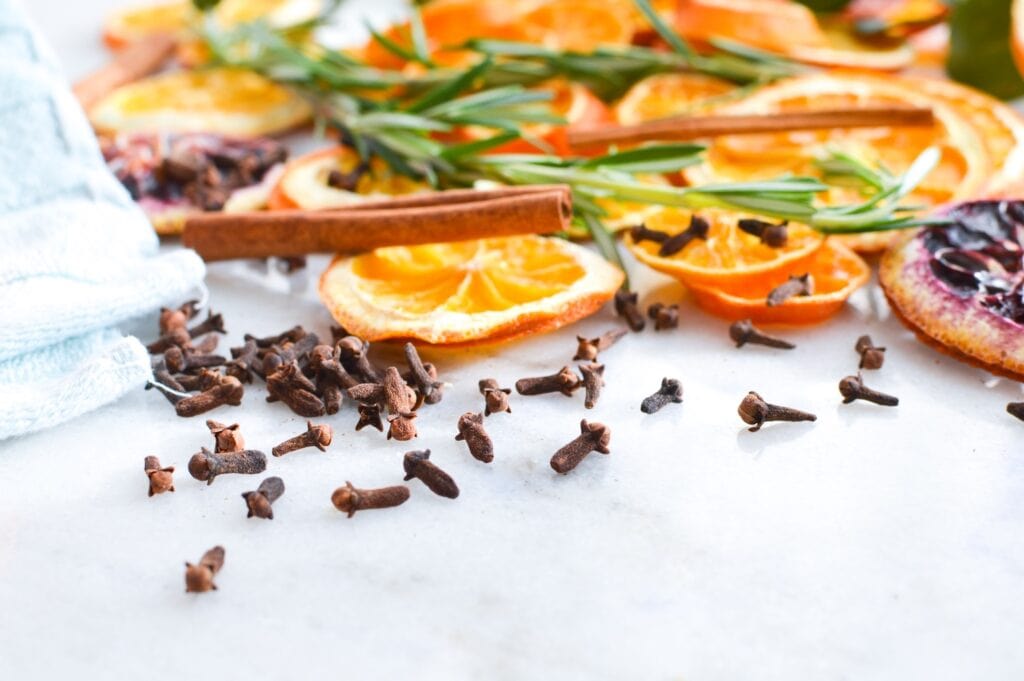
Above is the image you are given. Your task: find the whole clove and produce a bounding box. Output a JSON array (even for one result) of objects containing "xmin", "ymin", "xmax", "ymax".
[
  {"xmin": 855, "ymin": 335, "xmax": 886, "ymax": 370},
  {"xmin": 331, "ymin": 482, "xmax": 410, "ymax": 517},
  {"xmin": 648, "ymin": 303, "xmax": 679, "ymax": 330},
  {"xmin": 404, "ymin": 343, "xmax": 444, "ymax": 404},
  {"xmin": 766, "ymin": 274, "xmax": 813, "ymax": 307},
  {"xmin": 272, "ymin": 421, "xmax": 333, "ymax": 456},
  {"xmin": 387, "ymin": 412, "xmax": 418, "ymax": 441},
  {"xmin": 738, "ymin": 218, "xmax": 788, "ymax": 248},
  {"xmin": 455, "ymin": 412, "xmax": 494, "ymax": 463},
  {"xmin": 175, "ymin": 376, "xmax": 244, "ymax": 417},
  {"xmin": 147, "ymin": 361, "xmax": 186, "ymax": 405},
  {"xmin": 147, "ymin": 326, "xmax": 192, "ymax": 355},
  {"xmin": 164, "ymin": 346, "xmax": 226, "ymax": 374},
  {"xmin": 729, "ymin": 319, "xmax": 795, "ymax": 350},
  {"xmin": 579, "ymin": 363, "xmax": 605, "ymax": 409},
  {"xmin": 241, "ymin": 476, "xmax": 285, "ymax": 520},
  {"xmin": 614, "ymin": 289, "xmax": 646, "ymax": 332},
  {"xmin": 478, "ymin": 378, "xmax": 512, "ymax": 416},
  {"xmin": 144, "ymin": 456, "xmax": 175, "ymax": 497},
  {"xmin": 640, "ymin": 378, "xmax": 683, "ymax": 414},
  {"xmin": 573, "ymin": 328, "xmax": 627, "ymax": 361},
  {"xmin": 659, "ymin": 214, "xmax": 709, "ymax": 256},
  {"xmin": 629, "ymin": 223, "xmax": 670, "ymax": 244},
  {"xmin": 192, "ymin": 334, "xmax": 220, "ymax": 355},
  {"xmin": 336, "ymin": 336, "xmax": 383, "ymax": 383},
  {"xmin": 245, "ymin": 325, "xmax": 306, "ymax": 348},
  {"xmin": 206, "ymin": 420, "xmax": 245, "ymax": 453},
  {"xmin": 402, "ymin": 449, "xmax": 459, "ymax": 499},
  {"xmin": 266, "ymin": 363, "xmax": 325, "ymax": 417},
  {"xmin": 355, "ymin": 403, "xmax": 384, "ymax": 432},
  {"xmin": 188, "ymin": 447, "xmax": 267, "ymax": 485},
  {"xmin": 185, "ymin": 546, "xmax": 224, "ymax": 593},
  {"xmin": 839, "ymin": 374, "xmax": 899, "ymax": 406},
  {"xmin": 187, "ymin": 311, "xmax": 226, "ymax": 338},
  {"xmin": 226, "ymin": 339, "xmax": 259, "ymax": 383},
  {"xmin": 515, "ymin": 366, "xmax": 582, "ymax": 397},
  {"xmin": 175, "ymin": 368, "xmax": 222, "ymax": 392},
  {"xmin": 738, "ymin": 391, "xmax": 816, "ymax": 431},
  {"xmin": 550, "ymin": 419, "xmax": 611, "ymax": 474}
]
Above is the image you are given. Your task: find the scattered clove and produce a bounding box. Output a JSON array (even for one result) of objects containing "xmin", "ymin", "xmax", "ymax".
[
  {"xmin": 855, "ymin": 335, "xmax": 886, "ymax": 370},
  {"xmin": 648, "ymin": 303, "xmax": 679, "ymax": 330},
  {"xmin": 403, "ymin": 449, "xmax": 459, "ymax": 499},
  {"xmin": 241, "ymin": 477, "xmax": 285, "ymax": 520},
  {"xmin": 245, "ymin": 325, "xmax": 306, "ymax": 348},
  {"xmin": 516, "ymin": 366, "xmax": 582, "ymax": 396},
  {"xmin": 175, "ymin": 376, "xmax": 244, "ymax": 417},
  {"xmin": 272, "ymin": 421, "xmax": 333, "ymax": 456},
  {"xmin": 187, "ymin": 311, "xmax": 226, "ymax": 339},
  {"xmin": 839, "ymin": 374, "xmax": 899, "ymax": 406},
  {"xmin": 185, "ymin": 546, "xmax": 225, "ymax": 593},
  {"xmin": 738, "ymin": 391, "xmax": 816, "ymax": 431},
  {"xmin": 766, "ymin": 274, "xmax": 813, "ymax": 307},
  {"xmin": 640, "ymin": 378, "xmax": 683, "ymax": 414},
  {"xmin": 147, "ymin": 326, "xmax": 193, "ymax": 355},
  {"xmin": 455, "ymin": 412, "xmax": 494, "ymax": 463},
  {"xmin": 164, "ymin": 346, "xmax": 226, "ymax": 374},
  {"xmin": 331, "ymin": 482, "xmax": 410, "ymax": 517},
  {"xmin": 147, "ymin": 361, "xmax": 186, "ymax": 405},
  {"xmin": 355, "ymin": 403, "xmax": 384, "ymax": 432},
  {"xmin": 738, "ymin": 218, "xmax": 788, "ymax": 248},
  {"xmin": 206, "ymin": 420, "xmax": 244, "ymax": 453},
  {"xmin": 614, "ymin": 289, "xmax": 646, "ymax": 332},
  {"xmin": 573, "ymin": 328, "xmax": 627, "ymax": 361},
  {"xmin": 144, "ymin": 456, "xmax": 175, "ymax": 497},
  {"xmin": 188, "ymin": 447, "xmax": 267, "ymax": 485},
  {"xmin": 478, "ymin": 378, "xmax": 512, "ymax": 416},
  {"xmin": 226, "ymin": 339, "xmax": 259, "ymax": 383},
  {"xmin": 175, "ymin": 368, "xmax": 222, "ymax": 392},
  {"xmin": 387, "ymin": 412, "xmax": 418, "ymax": 441},
  {"xmin": 729, "ymin": 319, "xmax": 795, "ymax": 350},
  {"xmin": 404, "ymin": 343, "xmax": 444, "ymax": 404},
  {"xmin": 629, "ymin": 223, "xmax": 670, "ymax": 244},
  {"xmin": 659, "ymin": 214, "xmax": 709, "ymax": 256},
  {"xmin": 266, "ymin": 363, "xmax": 325, "ymax": 417},
  {"xmin": 579, "ymin": 363, "xmax": 605, "ymax": 409},
  {"xmin": 336, "ymin": 336, "xmax": 383, "ymax": 384},
  {"xmin": 550, "ymin": 419, "xmax": 611, "ymax": 474}
]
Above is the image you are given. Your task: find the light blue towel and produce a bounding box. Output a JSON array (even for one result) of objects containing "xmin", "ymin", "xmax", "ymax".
[{"xmin": 0, "ymin": 0, "xmax": 206, "ymax": 440}]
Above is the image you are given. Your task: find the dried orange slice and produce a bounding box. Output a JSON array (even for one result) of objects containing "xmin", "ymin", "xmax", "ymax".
[
  {"xmin": 267, "ymin": 146, "xmax": 428, "ymax": 210},
  {"xmin": 685, "ymin": 73, "xmax": 992, "ymax": 252},
  {"xmin": 625, "ymin": 208, "xmax": 825, "ymax": 290},
  {"xmin": 89, "ymin": 68, "xmax": 312, "ymax": 137},
  {"xmin": 319, "ymin": 236, "xmax": 624, "ymax": 344},
  {"xmin": 614, "ymin": 73, "xmax": 739, "ymax": 125},
  {"xmin": 689, "ymin": 238, "xmax": 870, "ymax": 324},
  {"xmin": 519, "ymin": 0, "xmax": 636, "ymax": 51},
  {"xmin": 102, "ymin": 0, "xmax": 324, "ymax": 49}
]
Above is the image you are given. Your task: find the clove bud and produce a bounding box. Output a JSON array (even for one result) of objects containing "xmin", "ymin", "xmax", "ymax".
[
  {"xmin": 404, "ymin": 343, "xmax": 444, "ymax": 404},
  {"xmin": 455, "ymin": 412, "xmax": 494, "ymax": 463},
  {"xmin": 647, "ymin": 303, "xmax": 679, "ymax": 330},
  {"xmin": 766, "ymin": 274, "xmax": 813, "ymax": 307},
  {"xmin": 241, "ymin": 476, "xmax": 285, "ymax": 520},
  {"xmin": 614, "ymin": 289, "xmax": 646, "ymax": 332},
  {"xmin": 573, "ymin": 328, "xmax": 627, "ymax": 361},
  {"xmin": 659, "ymin": 214, "xmax": 710, "ymax": 257},
  {"xmin": 144, "ymin": 456, "xmax": 175, "ymax": 497},
  {"xmin": 515, "ymin": 366, "xmax": 582, "ymax": 396},
  {"xmin": 640, "ymin": 378, "xmax": 683, "ymax": 414},
  {"xmin": 355, "ymin": 403, "xmax": 384, "ymax": 432},
  {"xmin": 738, "ymin": 391, "xmax": 816, "ymax": 431},
  {"xmin": 331, "ymin": 482, "xmax": 410, "ymax": 517},
  {"xmin": 188, "ymin": 447, "xmax": 267, "ymax": 485},
  {"xmin": 738, "ymin": 218, "xmax": 788, "ymax": 248},
  {"xmin": 579, "ymin": 363, "xmax": 605, "ymax": 409},
  {"xmin": 206, "ymin": 420, "xmax": 244, "ymax": 453},
  {"xmin": 175, "ymin": 376, "xmax": 244, "ymax": 417},
  {"xmin": 629, "ymin": 223, "xmax": 670, "ymax": 244},
  {"xmin": 478, "ymin": 378, "xmax": 512, "ymax": 416},
  {"xmin": 403, "ymin": 449, "xmax": 459, "ymax": 499},
  {"xmin": 729, "ymin": 319, "xmax": 795, "ymax": 349},
  {"xmin": 272, "ymin": 421, "xmax": 333, "ymax": 456},
  {"xmin": 855, "ymin": 335, "xmax": 886, "ymax": 370},
  {"xmin": 185, "ymin": 546, "xmax": 225, "ymax": 593},
  {"xmin": 550, "ymin": 419, "xmax": 611, "ymax": 474},
  {"xmin": 838, "ymin": 374, "xmax": 898, "ymax": 406}
]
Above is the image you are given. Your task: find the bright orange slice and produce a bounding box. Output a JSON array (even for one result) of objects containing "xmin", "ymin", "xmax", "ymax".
[
  {"xmin": 319, "ymin": 236, "xmax": 625, "ymax": 344},
  {"xmin": 688, "ymin": 238, "xmax": 870, "ymax": 325},
  {"xmin": 88, "ymin": 68, "xmax": 312, "ymax": 137},
  {"xmin": 267, "ymin": 146, "xmax": 428, "ymax": 210},
  {"xmin": 626, "ymin": 208, "xmax": 825, "ymax": 290},
  {"xmin": 614, "ymin": 73, "xmax": 739, "ymax": 125},
  {"xmin": 685, "ymin": 73, "xmax": 992, "ymax": 252},
  {"xmin": 102, "ymin": 0, "xmax": 324, "ymax": 49},
  {"xmin": 519, "ymin": 0, "xmax": 636, "ymax": 51}
]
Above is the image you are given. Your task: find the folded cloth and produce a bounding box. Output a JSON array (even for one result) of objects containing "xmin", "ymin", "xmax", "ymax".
[{"xmin": 0, "ymin": 0, "xmax": 205, "ymax": 440}]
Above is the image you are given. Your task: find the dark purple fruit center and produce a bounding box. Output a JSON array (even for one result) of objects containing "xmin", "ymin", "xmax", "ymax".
[{"xmin": 923, "ymin": 200, "xmax": 1024, "ymax": 324}]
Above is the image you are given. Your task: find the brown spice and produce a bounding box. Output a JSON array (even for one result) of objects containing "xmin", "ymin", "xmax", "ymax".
[
  {"xmin": 648, "ymin": 303, "xmax": 680, "ymax": 330},
  {"xmin": 729, "ymin": 319, "xmax": 795, "ymax": 349},
  {"xmin": 478, "ymin": 378, "xmax": 512, "ymax": 416},
  {"xmin": 266, "ymin": 363, "xmax": 325, "ymax": 417},
  {"xmin": 573, "ymin": 328, "xmax": 627, "ymax": 361},
  {"xmin": 206, "ymin": 420, "xmax": 245, "ymax": 453},
  {"xmin": 185, "ymin": 545, "xmax": 225, "ymax": 593},
  {"xmin": 738, "ymin": 218, "xmax": 788, "ymax": 248},
  {"xmin": 613, "ymin": 289, "xmax": 646, "ymax": 332},
  {"xmin": 838, "ymin": 374, "xmax": 898, "ymax": 406},
  {"xmin": 175, "ymin": 376, "xmax": 244, "ymax": 417},
  {"xmin": 579, "ymin": 363, "xmax": 605, "ymax": 409},
  {"xmin": 403, "ymin": 449, "xmax": 459, "ymax": 499},
  {"xmin": 144, "ymin": 456, "xmax": 175, "ymax": 497},
  {"xmin": 404, "ymin": 343, "xmax": 444, "ymax": 404},
  {"xmin": 640, "ymin": 378, "xmax": 683, "ymax": 414},
  {"xmin": 766, "ymin": 274, "xmax": 813, "ymax": 307},
  {"xmin": 738, "ymin": 391, "xmax": 816, "ymax": 432},
  {"xmin": 659, "ymin": 215, "xmax": 709, "ymax": 257},
  {"xmin": 455, "ymin": 412, "xmax": 494, "ymax": 463},
  {"xmin": 855, "ymin": 335, "xmax": 886, "ymax": 370},
  {"xmin": 629, "ymin": 223, "xmax": 670, "ymax": 244},
  {"xmin": 515, "ymin": 366, "xmax": 582, "ymax": 397},
  {"xmin": 272, "ymin": 421, "xmax": 333, "ymax": 457},
  {"xmin": 241, "ymin": 477, "xmax": 285, "ymax": 520},
  {"xmin": 355, "ymin": 403, "xmax": 384, "ymax": 432},
  {"xmin": 331, "ymin": 482, "xmax": 410, "ymax": 517},
  {"xmin": 187, "ymin": 447, "xmax": 267, "ymax": 485},
  {"xmin": 550, "ymin": 419, "xmax": 611, "ymax": 474}
]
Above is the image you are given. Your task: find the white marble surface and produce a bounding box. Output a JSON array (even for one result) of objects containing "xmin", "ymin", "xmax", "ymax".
[{"xmin": 3, "ymin": 1, "xmax": 1024, "ymax": 679}]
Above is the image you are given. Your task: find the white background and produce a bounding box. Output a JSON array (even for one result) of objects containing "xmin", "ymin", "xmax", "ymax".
[{"xmin": 3, "ymin": 1, "xmax": 1024, "ymax": 679}]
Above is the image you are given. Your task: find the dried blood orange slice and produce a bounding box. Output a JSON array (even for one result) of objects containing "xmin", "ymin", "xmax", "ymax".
[
  {"xmin": 625, "ymin": 208, "xmax": 825, "ymax": 290},
  {"xmin": 880, "ymin": 201, "xmax": 1024, "ymax": 381},
  {"xmin": 267, "ymin": 146, "xmax": 428, "ymax": 210},
  {"xmin": 685, "ymin": 73, "xmax": 992, "ymax": 252},
  {"xmin": 688, "ymin": 238, "xmax": 870, "ymax": 324},
  {"xmin": 319, "ymin": 236, "xmax": 624, "ymax": 344},
  {"xmin": 89, "ymin": 68, "xmax": 312, "ymax": 138}
]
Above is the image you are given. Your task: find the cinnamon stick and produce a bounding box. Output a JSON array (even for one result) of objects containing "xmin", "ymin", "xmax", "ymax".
[
  {"xmin": 181, "ymin": 185, "xmax": 573, "ymax": 261},
  {"xmin": 73, "ymin": 34, "xmax": 176, "ymax": 111},
  {"xmin": 568, "ymin": 106, "xmax": 935, "ymax": 150}
]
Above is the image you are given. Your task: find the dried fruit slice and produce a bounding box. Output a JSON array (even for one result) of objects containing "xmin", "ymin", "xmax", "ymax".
[
  {"xmin": 267, "ymin": 146, "xmax": 428, "ymax": 210},
  {"xmin": 519, "ymin": 0, "xmax": 636, "ymax": 51},
  {"xmin": 102, "ymin": 132, "xmax": 287, "ymax": 235},
  {"xmin": 688, "ymin": 238, "xmax": 870, "ymax": 324},
  {"xmin": 685, "ymin": 73, "xmax": 992, "ymax": 252},
  {"xmin": 319, "ymin": 236, "xmax": 624, "ymax": 344},
  {"xmin": 614, "ymin": 73, "xmax": 739, "ymax": 125},
  {"xmin": 880, "ymin": 200, "xmax": 1024, "ymax": 380},
  {"xmin": 625, "ymin": 208, "xmax": 825, "ymax": 290},
  {"xmin": 89, "ymin": 68, "xmax": 312, "ymax": 137}
]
